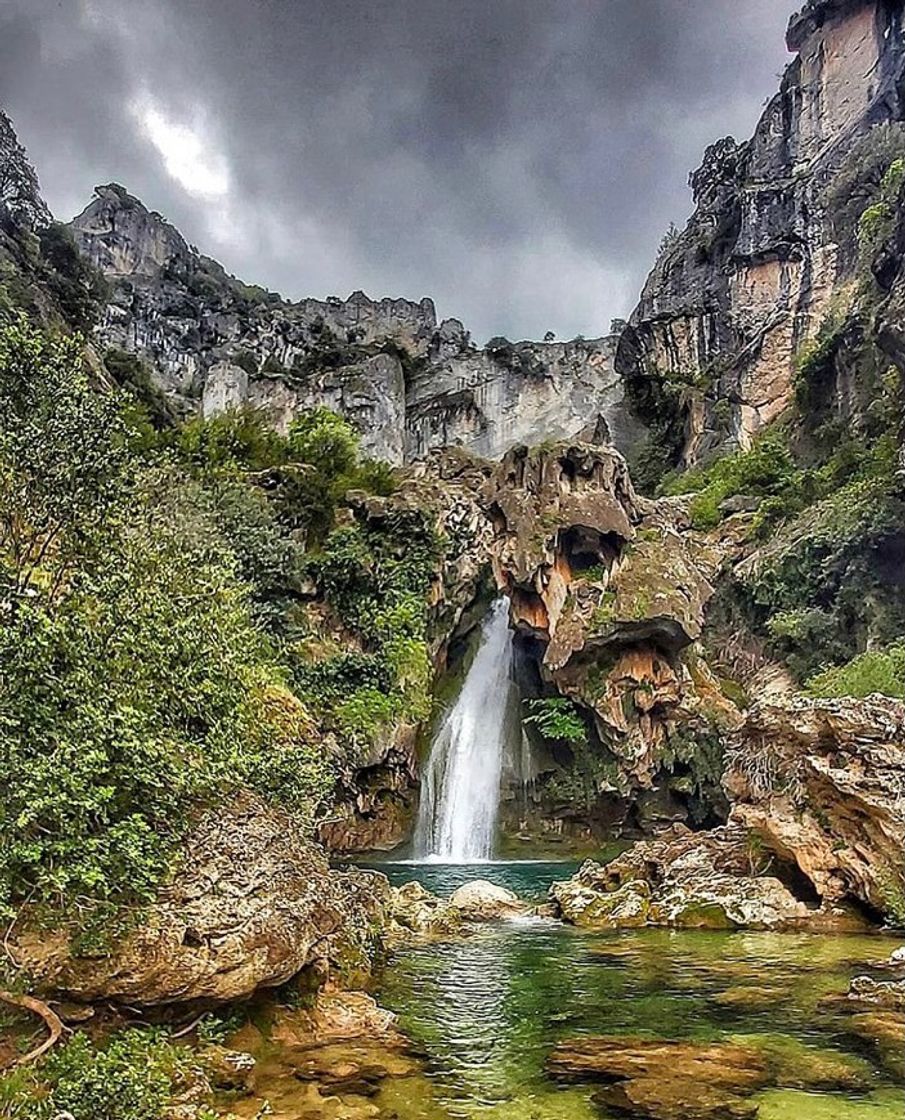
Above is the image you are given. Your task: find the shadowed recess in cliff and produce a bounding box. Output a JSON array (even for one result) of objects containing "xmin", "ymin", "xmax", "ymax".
[{"xmin": 414, "ymin": 598, "xmax": 526, "ymax": 862}]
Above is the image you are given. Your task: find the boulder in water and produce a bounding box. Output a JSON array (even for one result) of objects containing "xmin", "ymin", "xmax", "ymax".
[
  {"xmin": 389, "ymin": 880, "xmax": 463, "ymax": 936},
  {"xmin": 550, "ymin": 826, "xmax": 810, "ymax": 931},
  {"xmin": 449, "ymin": 880, "xmax": 524, "ymax": 920}
]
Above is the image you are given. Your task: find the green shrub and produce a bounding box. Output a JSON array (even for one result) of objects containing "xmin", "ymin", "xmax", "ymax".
[
  {"xmin": 0, "ymin": 1028, "xmax": 216, "ymax": 1120},
  {"xmin": 824, "ymin": 122, "xmax": 905, "ymax": 245},
  {"xmin": 793, "ymin": 318, "xmax": 844, "ymax": 415},
  {"xmin": 524, "ymin": 697, "xmax": 587, "ymax": 743},
  {"xmin": 170, "ymin": 405, "xmax": 289, "ymax": 473},
  {"xmin": 857, "ymin": 158, "xmax": 905, "ymax": 264},
  {"xmin": 0, "ymin": 319, "xmax": 330, "ymax": 926},
  {"xmin": 806, "ymin": 642, "xmax": 905, "ymax": 699},
  {"xmin": 104, "ymin": 347, "xmax": 178, "ymax": 432},
  {"xmin": 35, "ymin": 222, "xmax": 108, "ymax": 331},
  {"xmin": 660, "ymin": 428, "xmax": 798, "ymax": 530}
]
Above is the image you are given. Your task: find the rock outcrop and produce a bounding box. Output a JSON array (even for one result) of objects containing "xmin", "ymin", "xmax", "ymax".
[
  {"xmin": 724, "ymin": 694, "xmax": 905, "ymax": 917},
  {"xmin": 551, "ymin": 693, "xmax": 905, "ymax": 930},
  {"xmin": 68, "ymin": 185, "xmax": 631, "ymax": 465},
  {"xmin": 315, "ymin": 448, "xmax": 496, "ymax": 854},
  {"xmin": 550, "ymin": 824, "xmax": 810, "ymax": 930},
  {"xmin": 618, "ymin": 0, "xmax": 905, "ymax": 471},
  {"xmin": 484, "ymin": 440, "xmax": 740, "ymax": 835},
  {"xmin": 406, "ymin": 333, "xmax": 639, "ymax": 461},
  {"xmin": 13, "ymin": 794, "xmax": 396, "ymax": 1006}
]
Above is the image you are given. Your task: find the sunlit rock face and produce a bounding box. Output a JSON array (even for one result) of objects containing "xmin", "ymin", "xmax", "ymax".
[
  {"xmin": 406, "ymin": 335, "xmax": 639, "ymax": 462},
  {"xmin": 618, "ymin": 0, "xmax": 905, "ymax": 466},
  {"xmin": 69, "ymin": 187, "xmax": 632, "ymax": 465}
]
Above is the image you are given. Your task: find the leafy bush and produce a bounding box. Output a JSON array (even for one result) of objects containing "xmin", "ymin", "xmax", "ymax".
[
  {"xmin": 857, "ymin": 157, "xmax": 905, "ymax": 265},
  {"xmin": 792, "ymin": 317, "xmax": 844, "ymax": 415},
  {"xmin": 0, "ymin": 319, "xmax": 330, "ymax": 925},
  {"xmin": 824, "ymin": 122, "xmax": 905, "ymax": 248},
  {"xmin": 524, "ymin": 697, "xmax": 587, "ymax": 743},
  {"xmin": 0, "ymin": 1028, "xmax": 216, "ymax": 1120},
  {"xmin": 170, "ymin": 405, "xmax": 289, "ymax": 473},
  {"xmin": 806, "ymin": 643, "xmax": 905, "ymax": 699},
  {"xmin": 288, "ymin": 406, "xmax": 359, "ymax": 475},
  {"xmin": 36, "ymin": 222, "xmax": 109, "ymax": 331},
  {"xmin": 104, "ymin": 347, "xmax": 178, "ymax": 432},
  {"xmin": 660, "ymin": 427, "xmax": 798, "ymax": 529},
  {"xmin": 0, "ymin": 319, "xmax": 130, "ymax": 599},
  {"xmin": 297, "ymin": 507, "xmax": 440, "ymax": 748}
]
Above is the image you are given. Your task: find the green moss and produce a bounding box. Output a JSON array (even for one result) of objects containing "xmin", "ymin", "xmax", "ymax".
[
  {"xmin": 876, "ymin": 866, "xmax": 905, "ymax": 928},
  {"xmin": 591, "ymin": 588, "xmax": 617, "ymax": 630},
  {"xmin": 718, "ymin": 677, "xmax": 749, "ymax": 710}
]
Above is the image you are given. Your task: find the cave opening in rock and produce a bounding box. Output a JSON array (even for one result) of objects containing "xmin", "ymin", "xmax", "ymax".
[{"xmin": 559, "ymin": 526, "xmax": 623, "ymax": 576}]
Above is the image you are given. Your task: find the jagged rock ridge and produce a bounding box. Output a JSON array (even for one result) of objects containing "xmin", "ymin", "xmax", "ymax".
[{"xmin": 69, "ymin": 184, "xmax": 635, "ymax": 465}]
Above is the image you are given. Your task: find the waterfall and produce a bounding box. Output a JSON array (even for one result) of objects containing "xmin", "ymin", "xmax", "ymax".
[{"xmin": 414, "ymin": 598, "xmax": 517, "ymax": 862}]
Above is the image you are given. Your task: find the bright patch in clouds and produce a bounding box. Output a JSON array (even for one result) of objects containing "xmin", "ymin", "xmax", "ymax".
[{"xmin": 129, "ymin": 92, "xmax": 230, "ymax": 200}]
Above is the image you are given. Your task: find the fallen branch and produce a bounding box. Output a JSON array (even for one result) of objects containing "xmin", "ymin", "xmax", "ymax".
[{"xmin": 0, "ymin": 989, "xmax": 64, "ymax": 1066}]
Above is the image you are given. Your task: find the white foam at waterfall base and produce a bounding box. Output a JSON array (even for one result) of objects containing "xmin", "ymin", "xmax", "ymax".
[{"xmin": 414, "ymin": 597, "xmax": 518, "ymax": 863}]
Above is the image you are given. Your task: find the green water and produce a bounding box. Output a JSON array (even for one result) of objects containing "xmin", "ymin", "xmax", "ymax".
[
  {"xmin": 368, "ymin": 861, "xmax": 905, "ymax": 1120},
  {"xmin": 353, "ymin": 858, "xmax": 582, "ymax": 900}
]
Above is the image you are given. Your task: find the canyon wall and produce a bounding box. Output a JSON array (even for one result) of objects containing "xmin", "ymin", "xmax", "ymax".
[{"xmin": 618, "ymin": 0, "xmax": 905, "ymax": 474}]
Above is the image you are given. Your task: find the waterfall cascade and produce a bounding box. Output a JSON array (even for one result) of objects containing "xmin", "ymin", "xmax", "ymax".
[{"xmin": 414, "ymin": 598, "xmax": 521, "ymax": 862}]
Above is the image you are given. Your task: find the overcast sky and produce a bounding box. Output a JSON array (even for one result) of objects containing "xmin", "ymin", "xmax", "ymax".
[{"xmin": 0, "ymin": 0, "xmax": 795, "ymax": 342}]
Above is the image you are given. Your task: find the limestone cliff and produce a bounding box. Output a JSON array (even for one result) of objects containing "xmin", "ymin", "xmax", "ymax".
[
  {"xmin": 69, "ymin": 185, "xmax": 631, "ymax": 465},
  {"xmin": 481, "ymin": 441, "xmax": 741, "ymax": 840},
  {"xmin": 618, "ymin": 0, "xmax": 905, "ymax": 479}
]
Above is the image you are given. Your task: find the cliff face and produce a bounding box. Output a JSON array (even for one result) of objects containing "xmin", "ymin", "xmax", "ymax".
[
  {"xmin": 69, "ymin": 185, "xmax": 630, "ymax": 465},
  {"xmin": 406, "ymin": 333, "xmax": 638, "ymax": 461},
  {"xmin": 618, "ymin": 0, "xmax": 905, "ymax": 473}
]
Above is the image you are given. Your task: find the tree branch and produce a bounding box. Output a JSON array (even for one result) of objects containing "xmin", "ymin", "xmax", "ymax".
[{"xmin": 0, "ymin": 990, "xmax": 64, "ymax": 1066}]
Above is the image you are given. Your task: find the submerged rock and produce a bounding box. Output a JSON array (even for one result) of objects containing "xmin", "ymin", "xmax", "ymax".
[
  {"xmin": 550, "ymin": 825, "xmax": 810, "ymax": 931},
  {"xmin": 848, "ymin": 975, "xmax": 905, "ymax": 1012},
  {"xmin": 841, "ymin": 971, "xmax": 905, "ymax": 1079},
  {"xmin": 548, "ymin": 1036, "xmax": 768, "ymax": 1120},
  {"xmin": 548, "ymin": 1031, "xmax": 873, "ymax": 1120}
]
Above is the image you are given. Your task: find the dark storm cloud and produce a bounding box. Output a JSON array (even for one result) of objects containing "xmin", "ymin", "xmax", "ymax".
[{"xmin": 0, "ymin": 0, "xmax": 794, "ymax": 341}]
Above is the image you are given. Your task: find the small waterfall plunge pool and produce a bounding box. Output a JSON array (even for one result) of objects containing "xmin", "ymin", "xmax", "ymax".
[{"xmin": 315, "ymin": 859, "xmax": 905, "ymax": 1120}]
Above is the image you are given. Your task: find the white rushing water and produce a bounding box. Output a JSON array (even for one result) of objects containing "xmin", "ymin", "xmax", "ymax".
[{"xmin": 414, "ymin": 598, "xmax": 518, "ymax": 862}]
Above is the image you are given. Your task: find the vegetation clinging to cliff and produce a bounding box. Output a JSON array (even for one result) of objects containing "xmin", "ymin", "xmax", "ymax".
[
  {"xmin": 0, "ymin": 321, "xmax": 341, "ymax": 930},
  {"xmin": 0, "ymin": 318, "xmax": 423, "ymax": 931}
]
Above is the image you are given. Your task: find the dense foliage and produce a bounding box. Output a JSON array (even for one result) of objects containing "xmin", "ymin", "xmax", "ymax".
[
  {"xmin": 0, "ymin": 319, "xmax": 417, "ymax": 927},
  {"xmin": 806, "ymin": 642, "xmax": 905, "ymax": 699},
  {"xmin": 523, "ymin": 697, "xmax": 587, "ymax": 743},
  {"xmin": 0, "ymin": 1028, "xmax": 220, "ymax": 1120},
  {"xmin": 296, "ymin": 506, "xmax": 441, "ymax": 751}
]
